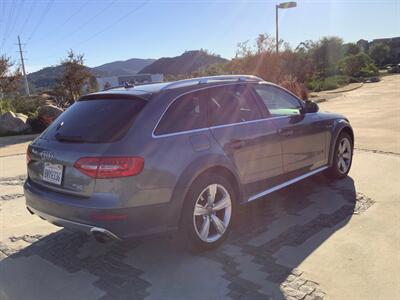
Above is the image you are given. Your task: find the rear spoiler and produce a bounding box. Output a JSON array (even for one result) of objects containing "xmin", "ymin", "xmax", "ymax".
[{"xmin": 78, "ymin": 93, "xmax": 151, "ymax": 102}]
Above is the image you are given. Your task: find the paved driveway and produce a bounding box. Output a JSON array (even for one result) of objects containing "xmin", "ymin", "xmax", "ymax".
[{"xmin": 0, "ymin": 75, "xmax": 399, "ymax": 300}]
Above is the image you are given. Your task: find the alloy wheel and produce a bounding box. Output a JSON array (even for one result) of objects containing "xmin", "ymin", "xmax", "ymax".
[
  {"xmin": 337, "ymin": 137, "xmax": 352, "ymax": 174},
  {"xmin": 193, "ymin": 184, "xmax": 232, "ymax": 243}
]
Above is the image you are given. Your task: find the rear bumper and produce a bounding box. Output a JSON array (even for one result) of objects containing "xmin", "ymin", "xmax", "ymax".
[
  {"xmin": 24, "ymin": 179, "xmax": 178, "ymax": 239},
  {"xmin": 26, "ymin": 206, "xmax": 121, "ymax": 240}
]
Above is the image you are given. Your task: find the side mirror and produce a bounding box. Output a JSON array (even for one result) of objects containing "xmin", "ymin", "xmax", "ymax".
[{"xmin": 302, "ymin": 100, "xmax": 319, "ymax": 114}]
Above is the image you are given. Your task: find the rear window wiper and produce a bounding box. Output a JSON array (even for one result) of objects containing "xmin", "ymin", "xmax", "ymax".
[{"xmin": 55, "ymin": 133, "xmax": 86, "ymax": 143}]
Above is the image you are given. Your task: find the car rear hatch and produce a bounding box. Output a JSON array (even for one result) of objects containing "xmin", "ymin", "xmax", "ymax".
[{"xmin": 27, "ymin": 94, "xmax": 148, "ymax": 197}]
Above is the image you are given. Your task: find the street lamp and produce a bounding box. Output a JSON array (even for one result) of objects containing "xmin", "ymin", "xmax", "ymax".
[{"xmin": 275, "ymin": 1, "xmax": 297, "ymax": 53}]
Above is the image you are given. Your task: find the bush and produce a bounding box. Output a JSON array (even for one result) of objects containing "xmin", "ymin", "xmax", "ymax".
[
  {"xmin": 279, "ymin": 76, "xmax": 308, "ymax": 100},
  {"xmin": 306, "ymin": 75, "xmax": 350, "ymax": 92},
  {"xmin": 338, "ymin": 53, "xmax": 378, "ymax": 78},
  {"xmin": 0, "ymin": 96, "xmax": 46, "ymax": 117},
  {"xmin": 0, "ymin": 99, "xmax": 14, "ymax": 114}
]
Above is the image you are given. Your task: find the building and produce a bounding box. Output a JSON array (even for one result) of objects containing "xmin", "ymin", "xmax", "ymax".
[
  {"xmin": 96, "ymin": 74, "xmax": 164, "ymax": 90},
  {"xmin": 357, "ymin": 37, "xmax": 400, "ymax": 63}
]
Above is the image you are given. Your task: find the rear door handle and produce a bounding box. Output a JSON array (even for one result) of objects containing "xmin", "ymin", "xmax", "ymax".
[
  {"xmin": 230, "ymin": 140, "xmax": 246, "ymax": 149},
  {"xmin": 278, "ymin": 129, "xmax": 294, "ymax": 137}
]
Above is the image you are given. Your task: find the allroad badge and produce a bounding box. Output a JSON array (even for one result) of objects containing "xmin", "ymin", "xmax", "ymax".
[{"xmin": 40, "ymin": 151, "xmax": 55, "ymax": 161}]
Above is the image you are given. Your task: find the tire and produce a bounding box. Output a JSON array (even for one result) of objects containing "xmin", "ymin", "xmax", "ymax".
[
  {"xmin": 326, "ymin": 132, "xmax": 353, "ymax": 179},
  {"xmin": 180, "ymin": 173, "xmax": 236, "ymax": 251}
]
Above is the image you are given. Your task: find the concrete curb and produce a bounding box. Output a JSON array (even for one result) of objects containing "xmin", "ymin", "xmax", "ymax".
[
  {"xmin": 0, "ymin": 134, "xmax": 39, "ymax": 145},
  {"xmin": 324, "ymin": 82, "xmax": 364, "ymax": 94}
]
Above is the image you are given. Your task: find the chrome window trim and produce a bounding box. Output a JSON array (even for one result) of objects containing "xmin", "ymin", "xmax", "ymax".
[
  {"xmin": 152, "ymin": 82, "xmax": 255, "ymax": 138},
  {"xmin": 151, "ymin": 81, "xmax": 315, "ymax": 139},
  {"xmin": 151, "ymin": 115, "xmax": 291, "ymax": 139},
  {"xmin": 247, "ymin": 166, "xmax": 329, "ymax": 202}
]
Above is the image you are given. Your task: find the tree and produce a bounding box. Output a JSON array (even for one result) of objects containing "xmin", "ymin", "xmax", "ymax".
[
  {"xmin": 87, "ymin": 75, "xmax": 99, "ymax": 93},
  {"xmin": 344, "ymin": 43, "xmax": 360, "ymax": 56},
  {"xmin": 311, "ymin": 37, "xmax": 344, "ymax": 77},
  {"xmin": 56, "ymin": 50, "xmax": 92, "ymax": 106},
  {"xmin": 0, "ymin": 56, "xmax": 21, "ymax": 97},
  {"xmin": 103, "ymin": 81, "xmax": 111, "ymax": 90},
  {"xmin": 338, "ymin": 52, "xmax": 378, "ymax": 77},
  {"xmin": 369, "ymin": 43, "xmax": 391, "ymax": 67}
]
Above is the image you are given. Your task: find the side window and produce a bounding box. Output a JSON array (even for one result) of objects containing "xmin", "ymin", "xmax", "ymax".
[
  {"xmin": 208, "ymin": 85, "xmax": 262, "ymax": 126},
  {"xmin": 254, "ymin": 85, "xmax": 303, "ymax": 116},
  {"xmin": 154, "ymin": 91, "xmax": 207, "ymax": 135}
]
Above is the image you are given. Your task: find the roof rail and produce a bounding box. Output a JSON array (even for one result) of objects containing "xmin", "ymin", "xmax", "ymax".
[{"xmin": 161, "ymin": 75, "xmax": 263, "ymax": 90}]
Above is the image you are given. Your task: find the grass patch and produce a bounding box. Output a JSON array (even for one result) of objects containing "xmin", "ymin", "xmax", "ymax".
[{"xmin": 306, "ymin": 75, "xmax": 351, "ymax": 92}]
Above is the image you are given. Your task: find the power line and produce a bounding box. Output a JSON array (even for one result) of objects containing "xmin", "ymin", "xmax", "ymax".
[
  {"xmin": 56, "ymin": 0, "xmax": 91, "ymax": 30},
  {"xmin": 26, "ymin": 0, "xmax": 55, "ymax": 44},
  {"xmin": 4, "ymin": 0, "xmax": 35, "ymax": 55},
  {"xmin": 61, "ymin": 0, "xmax": 117, "ymax": 40},
  {"xmin": 74, "ymin": 0, "xmax": 150, "ymax": 47},
  {"xmin": 15, "ymin": 0, "xmax": 37, "ymax": 39},
  {"xmin": 0, "ymin": 0, "xmax": 18, "ymax": 52},
  {"xmin": 7, "ymin": 0, "xmax": 26, "ymax": 43}
]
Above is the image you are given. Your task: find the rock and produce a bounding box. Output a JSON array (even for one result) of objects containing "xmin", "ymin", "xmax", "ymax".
[
  {"xmin": 0, "ymin": 111, "xmax": 32, "ymax": 135},
  {"xmin": 27, "ymin": 116, "xmax": 49, "ymax": 133},
  {"xmin": 37, "ymin": 104, "xmax": 63, "ymax": 125}
]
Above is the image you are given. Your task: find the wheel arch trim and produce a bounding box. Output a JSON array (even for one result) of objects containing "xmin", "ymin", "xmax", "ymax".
[
  {"xmin": 166, "ymin": 154, "xmax": 243, "ymax": 228},
  {"xmin": 328, "ymin": 119, "xmax": 354, "ymax": 165}
]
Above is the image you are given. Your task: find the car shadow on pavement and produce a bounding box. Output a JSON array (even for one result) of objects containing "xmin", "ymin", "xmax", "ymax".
[{"xmin": 0, "ymin": 175, "xmax": 357, "ymax": 300}]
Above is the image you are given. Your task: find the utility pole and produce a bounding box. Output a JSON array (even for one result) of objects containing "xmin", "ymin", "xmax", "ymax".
[
  {"xmin": 275, "ymin": 5, "xmax": 279, "ymax": 53},
  {"xmin": 275, "ymin": 2, "xmax": 297, "ymax": 53},
  {"xmin": 17, "ymin": 35, "xmax": 30, "ymax": 96}
]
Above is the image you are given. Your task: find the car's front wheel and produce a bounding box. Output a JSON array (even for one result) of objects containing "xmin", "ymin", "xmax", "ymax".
[
  {"xmin": 327, "ymin": 132, "xmax": 353, "ymax": 179},
  {"xmin": 181, "ymin": 174, "xmax": 236, "ymax": 250}
]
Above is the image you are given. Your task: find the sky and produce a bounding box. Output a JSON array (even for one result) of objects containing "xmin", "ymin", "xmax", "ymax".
[{"xmin": 0, "ymin": 0, "xmax": 399, "ymax": 73}]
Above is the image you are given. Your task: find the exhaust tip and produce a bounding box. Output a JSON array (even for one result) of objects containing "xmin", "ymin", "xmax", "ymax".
[{"xmin": 90, "ymin": 227, "xmax": 121, "ymax": 243}]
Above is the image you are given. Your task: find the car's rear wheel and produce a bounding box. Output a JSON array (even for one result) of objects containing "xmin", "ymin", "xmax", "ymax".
[
  {"xmin": 181, "ymin": 174, "xmax": 236, "ymax": 250},
  {"xmin": 326, "ymin": 132, "xmax": 353, "ymax": 179}
]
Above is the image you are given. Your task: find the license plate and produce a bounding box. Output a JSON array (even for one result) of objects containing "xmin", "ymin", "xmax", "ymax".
[{"xmin": 43, "ymin": 162, "xmax": 63, "ymax": 185}]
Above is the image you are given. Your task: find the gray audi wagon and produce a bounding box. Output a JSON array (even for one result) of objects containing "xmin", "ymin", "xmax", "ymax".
[{"xmin": 24, "ymin": 75, "xmax": 354, "ymax": 249}]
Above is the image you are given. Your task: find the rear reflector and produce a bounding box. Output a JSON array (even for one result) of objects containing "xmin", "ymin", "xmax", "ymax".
[
  {"xmin": 92, "ymin": 213, "xmax": 128, "ymax": 221},
  {"xmin": 74, "ymin": 156, "xmax": 144, "ymax": 178},
  {"xmin": 26, "ymin": 149, "xmax": 32, "ymax": 164}
]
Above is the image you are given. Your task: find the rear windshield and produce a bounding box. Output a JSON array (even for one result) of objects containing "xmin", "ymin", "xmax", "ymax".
[{"xmin": 42, "ymin": 98, "xmax": 146, "ymax": 143}]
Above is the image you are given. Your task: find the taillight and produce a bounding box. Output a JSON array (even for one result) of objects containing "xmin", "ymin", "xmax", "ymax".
[
  {"xmin": 26, "ymin": 148, "xmax": 32, "ymax": 164},
  {"xmin": 74, "ymin": 157, "xmax": 144, "ymax": 178}
]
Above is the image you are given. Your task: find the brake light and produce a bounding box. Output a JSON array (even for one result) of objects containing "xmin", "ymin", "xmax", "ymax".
[{"xmin": 74, "ymin": 156, "xmax": 144, "ymax": 178}]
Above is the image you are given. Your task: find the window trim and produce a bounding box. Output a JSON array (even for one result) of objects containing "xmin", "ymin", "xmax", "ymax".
[
  {"xmin": 252, "ymin": 83, "xmax": 305, "ymax": 117},
  {"xmin": 151, "ymin": 82, "xmax": 308, "ymax": 139},
  {"xmin": 152, "ymin": 82, "xmax": 250, "ymax": 138},
  {"xmin": 206, "ymin": 83, "xmax": 264, "ymax": 127},
  {"xmin": 153, "ymin": 89, "xmax": 208, "ymax": 136}
]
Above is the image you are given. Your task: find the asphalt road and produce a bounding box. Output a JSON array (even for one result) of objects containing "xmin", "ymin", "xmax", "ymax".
[{"xmin": 0, "ymin": 75, "xmax": 399, "ymax": 300}]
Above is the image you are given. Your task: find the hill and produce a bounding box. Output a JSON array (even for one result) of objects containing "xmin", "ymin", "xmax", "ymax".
[
  {"xmin": 92, "ymin": 58, "xmax": 156, "ymax": 76},
  {"xmin": 27, "ymin": 65, "xmax": 66, "ymax": 90},
  {"xmin": 139, "ymin": 50, "xmax": 227, "ymax": 75},
  {"xmin": 27, "ymin": 58, "xmax": 155, "ymax": 90}
]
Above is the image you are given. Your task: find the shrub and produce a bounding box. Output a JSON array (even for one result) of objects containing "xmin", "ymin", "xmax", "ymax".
[
  {"xmin": 0, "ymin": 96, "xmax": 46, "ymax": 117},
  {"xmin": 306, "ymin": 75, "xmax": 350, "ymax": 92},
  {"xmin": 0, "ymin": 99, "xmax": 14, "ymax": 114},
  {"xmin": 279, "ymin": 76, "xmax": 308, "ymax": 100},
  {"xmin": 11, "ymin": 96, "xmax": 47, "ymax": 117},
  {"xmin": 338, "ymin": 53, "xmax": 378, "ymax": 78}
]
